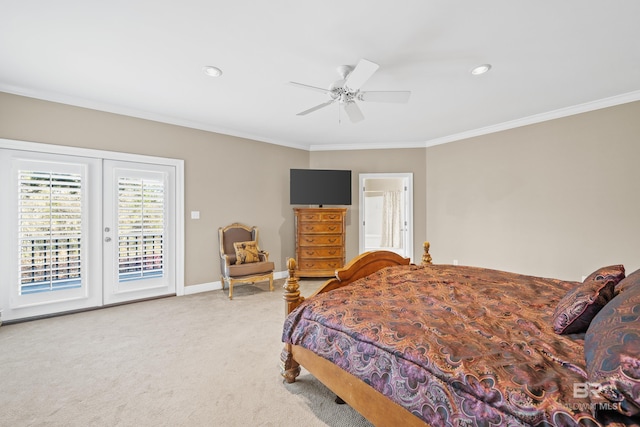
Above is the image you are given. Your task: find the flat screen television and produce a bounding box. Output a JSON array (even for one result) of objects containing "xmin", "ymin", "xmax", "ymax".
[{"xmin": 290, "ymin": 169, "xmax": 352, "ymax": 206}]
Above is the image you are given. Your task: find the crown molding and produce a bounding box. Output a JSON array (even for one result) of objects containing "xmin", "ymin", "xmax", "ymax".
[
  {"xmin": 0, "ymin": 84, "xmax": 310, "ymax": 151},
  {"xmin": 3, "ymin": 84, "xmax": 639, "ymax": 152},
  {"xmin": 309, "ymin": 140, "xmax": 427, "ymax": 151},
  {"xmin": 308, "ymin": 90, "xmax": 640, "ymax": 151},
  {"xmin": 422, "ymin": 90, "xmax": 640, "ymax": 149}
]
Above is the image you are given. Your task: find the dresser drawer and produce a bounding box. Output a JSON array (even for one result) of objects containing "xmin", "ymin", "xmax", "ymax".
[
  {"xmin": 298, "ymin": 247, "xmax": 343, "ymax": 258},
  {"xmin": 298, "ymin": 222, "xmax": 343, "ymax": 234},
  {"xmin": 298, "ymin": 211, "xmax": 345, "ymax": 222},
  {"xmin": 297, "ymin": 258, "xmax": 343, "ymax": 272},
  {"xmin": 320, "ymin": 212, "xmax": 344, "ymax": 221},
  {"xmin": 298, "ymin": 234, "xmax": 343, "ymax": 246},
  {"xmin": 297, "ymin": 212, "xmax": 322, "ymax": 222}
]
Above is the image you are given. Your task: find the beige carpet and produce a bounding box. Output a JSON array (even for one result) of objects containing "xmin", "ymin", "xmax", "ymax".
[{"xmin": 0, "ymin": 279, "xmax": 373, "ymax": 427}]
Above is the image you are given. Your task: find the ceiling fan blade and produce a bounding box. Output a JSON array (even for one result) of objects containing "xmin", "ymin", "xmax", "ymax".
[
  {"xmin": 289, "ymin": 81, "xmax": 330, "ymax": 95},
  {"xmin": 343, "ymin": 59, "xmax": 379, "ymax": 91},
  {"xmin": 296, "ymin": 100, "xmax": 335, "ymax": 116},
  {"xmin": 359, "ymin": 91, "xmax": 411, "ymax": 103},
  {"xmin": 343, "ymin": 101, "xmax": 365, "ymax": 123}
]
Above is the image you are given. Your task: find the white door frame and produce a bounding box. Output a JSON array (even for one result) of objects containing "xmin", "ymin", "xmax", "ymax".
[
  {"xmin": 359, "ymin": 173, "xmax": 414, "ymax": 262},
  {"xmin": 0, "ymin": 150, "xmax": 103, "ymax": 320},
  {"xmin": 103, "ymin": 160, "xmax": 177, "ymax": 305},
  {"xmin": 0, "ymin": 139, "xmax": 185, "ymax": 306}
]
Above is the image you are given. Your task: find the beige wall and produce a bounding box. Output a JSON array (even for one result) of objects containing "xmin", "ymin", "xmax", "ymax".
[
  {"xmin": 309, "ymin": 148, "xmax": 427, "ymax": 262},
  {"xmin": 3, "ymin": 91, "xmax": 638, "ymax": 288},
  {"xmin": 0, "ymin": 92, "xmax": 309, "ymax": 288},
  {"xmin": 426, "ymin": 101, "xmax": 640, "ymax": 281}
]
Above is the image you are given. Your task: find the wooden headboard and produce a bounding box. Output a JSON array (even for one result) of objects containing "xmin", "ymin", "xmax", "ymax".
[{"xmin": 283, "ymin": 242, "xmax": 432, "ymax": 316}]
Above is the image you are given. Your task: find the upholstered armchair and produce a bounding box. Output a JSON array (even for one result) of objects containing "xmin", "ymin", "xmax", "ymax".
[{"xmin": 218, "ymin": 223, "xmax": 275, "ymax": 299}]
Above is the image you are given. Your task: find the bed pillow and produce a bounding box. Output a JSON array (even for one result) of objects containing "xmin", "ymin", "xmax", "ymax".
[
  {"xmin": 584, "ymin": 278, "xmax": 640, "ymax": 417},
  {"xmin": 552, "ymin": 265, "xmax": 625, "ymax": 334},
  {"xmin": 615, "ymin": 267, "xmax": 640, "ymax": 293},
  {"xmin": 233, "ymin": 240, "xmax": 260, "ymax": 264}
]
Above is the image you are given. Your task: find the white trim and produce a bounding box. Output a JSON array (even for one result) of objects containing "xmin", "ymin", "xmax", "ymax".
[
  {"xmin": 0, "ymin": 86, "xmax": 309, "ymax": 152},
  {"xmin": 183, "ymin": 281, "xmax": 222, "ymax": 295},
  {"xmin": 359, "ymin": 173, "xmax": 414, "ymax": 262},
  {"xmin": 1, "ymin": 138, "xmax": 181, "ymax": 164},
  {"xmin": 309, "ymin": 90, "xmax": 640, "ymax": 151},
  {"xmin": 423, "ymin": 90, "xmax": 640, "ymax": 149},
  {"xmin": 175, "ymin": 161, "xmax": 185, "ymax": 296},
  {"xmin": 4, "ymin": 86, "xmax": 638, "ymax": 153},
  {"xmin": 0, "ymin": 138, "xmax": 186, "ymax": 297},
  {"xmin": 274, "ymin": 270, "xmax": 288, "ymax": 280},
  {"xmin": 310, "ymin": 140, "xmax": 427, "ymax": 152},
  {"xmin": 183, "ymin": 270, "xmax": 289, "ymax": 295}
]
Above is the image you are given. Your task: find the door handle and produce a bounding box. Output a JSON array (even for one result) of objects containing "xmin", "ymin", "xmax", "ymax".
[{"xmin": 105, "ymin": 237, "xmax": 112, "ymax": 242}]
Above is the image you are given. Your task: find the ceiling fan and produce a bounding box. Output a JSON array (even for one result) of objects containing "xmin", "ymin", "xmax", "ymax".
[{"xmin": 290, "ymin": 59, "xmax": 411, "ymax": 123}]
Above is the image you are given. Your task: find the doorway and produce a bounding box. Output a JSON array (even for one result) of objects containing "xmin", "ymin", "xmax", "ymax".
[
  {"xmin": 359, "ymin": 173, "xmax": 413, "ymax": 261},
  {"xmin": 0, "ymin": 141, "xmax": 183, "ymax": 321}
]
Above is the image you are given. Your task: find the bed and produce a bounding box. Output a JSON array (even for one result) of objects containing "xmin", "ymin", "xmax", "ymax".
[{"xmin": 280, "ymin": 244, "xmax": 640, "ymax": 427}]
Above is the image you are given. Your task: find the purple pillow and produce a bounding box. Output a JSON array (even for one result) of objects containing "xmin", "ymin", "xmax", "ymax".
[
  {"xmin": 552, "ymin": 265, "xmax": 625, "ymax": 334},
  {"xmin": 585, "ymin": 277, "xmax": 640, "ymax": 417}
]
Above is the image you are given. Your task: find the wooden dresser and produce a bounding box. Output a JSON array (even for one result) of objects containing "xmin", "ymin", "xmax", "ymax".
[{"xmin": 294, "ymin": 207, "xmax": 347, "ymax": 277}]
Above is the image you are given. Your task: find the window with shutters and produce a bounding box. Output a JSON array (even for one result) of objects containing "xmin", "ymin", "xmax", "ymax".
[
  {"xmin": 18, "ymin": 170, "xmax": 83, "ymax": 294},
  {"xmin": 117, "ymin": 177, "xmax": 165, "ymax": 282}
]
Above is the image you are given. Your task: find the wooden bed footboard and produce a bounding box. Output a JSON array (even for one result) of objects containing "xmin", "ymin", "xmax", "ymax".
[{"xmin": 280, "ymin": 244, "xmax": 433, "ymax": 426}]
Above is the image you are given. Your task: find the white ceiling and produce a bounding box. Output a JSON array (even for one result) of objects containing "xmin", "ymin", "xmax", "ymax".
[{"xmin": 2, "ymin": 1, "xmax": 640, "ymax": 151}]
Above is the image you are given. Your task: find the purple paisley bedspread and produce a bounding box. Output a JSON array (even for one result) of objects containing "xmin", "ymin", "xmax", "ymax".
[{"xmin": 282, "ymin": 264, "xmax": 639, "ymax": 427}]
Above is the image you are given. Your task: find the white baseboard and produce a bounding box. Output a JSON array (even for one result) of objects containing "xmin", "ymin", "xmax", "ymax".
[
  {"xmin": 182, "ymin": 270, "xmax": 288, "ymax": 295},
  {"xmin": 273, "ymin": 270, "xmax": 288, "ymax": 280},
  {"xmin": 183, "ymin": 281, "xmax": 221, "ymax": 295}
]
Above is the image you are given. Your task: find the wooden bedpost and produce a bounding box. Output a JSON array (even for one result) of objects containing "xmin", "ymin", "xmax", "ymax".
[
  {"xmin": 283, "ymin": 258, "xmax": 304, "ymax": 316},
  {"xmin": 281, "ymin": 257, "xmax": 302, "ymax": 383},
  {"xmin": 280, "ymin": 345, "xmax": 301, "ymax": 383},
  {"xmin": 421, "ymin": 241, "xmax": 432, "ymax": 265}
]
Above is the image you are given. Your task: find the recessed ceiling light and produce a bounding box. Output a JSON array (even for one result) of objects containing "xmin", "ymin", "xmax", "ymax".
[
  {"xmin": 471, "ymin": 64, "xmax": 492, "ymax": 75},
  {"xmin": 203, "ymin": 66, "xmax": 223, "ymax": 77}
]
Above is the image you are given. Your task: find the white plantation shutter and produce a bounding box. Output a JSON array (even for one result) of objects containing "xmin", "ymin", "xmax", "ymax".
[
  {"xmin": 2, "ymin": 145, "xmax": 180, "ymax": 321},
  {"xmin": 18, "ymin": 170, "xmax": 83, "ymax": 294},
  {"xmin": 117, "ymin": 177, "xmax": 165, "ymax": 282}
]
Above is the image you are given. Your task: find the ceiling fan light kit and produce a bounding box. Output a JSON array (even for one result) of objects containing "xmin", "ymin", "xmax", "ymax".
[{"xmin": 290, "ymin": 58, "xmax": 411, "ymax": 123}]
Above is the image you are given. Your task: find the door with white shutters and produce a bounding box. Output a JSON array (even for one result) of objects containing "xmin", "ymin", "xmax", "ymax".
[
  {"xmin": 0, "ymin": 150, "xmax": 103, "ymax": 320},
  {"xmin": 102, "ymin": 161, "xmax": 176, "ymax": 305},
  {"xmin": 0, "ymin": 147, "xmax": 180, "ymax": 321}
]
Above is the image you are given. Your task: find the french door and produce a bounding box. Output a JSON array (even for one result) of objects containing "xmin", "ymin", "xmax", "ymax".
[
  {"xmin": 0, "ymin": 149, "xmax": 177, "ymax": 321},
  {"xmin": 102, "ymin": 161, "xmax": 175, "ymax": 305}
]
